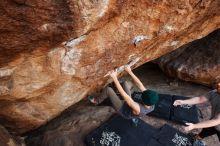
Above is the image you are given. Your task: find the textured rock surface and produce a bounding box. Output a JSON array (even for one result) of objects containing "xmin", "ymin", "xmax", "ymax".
[
  {"xmin": 25, "ymin": 104, "xmax": 115, "ymax": 146},
  {"xmin": 155, "ymin": 29, "xmax": 220, "ymax": 86},
  {"xmin": 25, "ymin": 64, "xmax": 219, "ymax": 146},
  {"xmin": 0, "ymin": 125, "xmax": 25, "ymax": 146},
  {"xmin": 0, "ymin": 0, "xmax": 220, "ymax": 133}
]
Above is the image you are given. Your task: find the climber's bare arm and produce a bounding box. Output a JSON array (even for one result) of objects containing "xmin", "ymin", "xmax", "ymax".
[
  {"xmin": 124, "ymin": 65, "xmax": 146, "ymax": 91},
  {"xmin": 109, "ymin": 70, "xmax": 140, "ymax": 114}
]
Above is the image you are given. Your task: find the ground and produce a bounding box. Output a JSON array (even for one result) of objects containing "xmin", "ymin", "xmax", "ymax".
[{"xmin": 25, "ymin": 63, "xmax": 220, "ymax": 146}]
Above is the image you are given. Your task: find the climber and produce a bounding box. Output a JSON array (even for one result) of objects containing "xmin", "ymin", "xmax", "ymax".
[
  {"xmin": 173, "ymin": 82, "xmax": 220, "ymax": 141},
  {"xmin": 89, "ymin": 65, "xmax": 159, "ymax": 120}
]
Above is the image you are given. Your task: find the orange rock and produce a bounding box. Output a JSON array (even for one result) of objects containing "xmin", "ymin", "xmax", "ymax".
[
  {"xmin": 156, "ymin": 29, "xmax": 220, "ymax": 86},
  {"xmin": 0, "ymin": 0, "xmax": 220, "ymax": 133}
]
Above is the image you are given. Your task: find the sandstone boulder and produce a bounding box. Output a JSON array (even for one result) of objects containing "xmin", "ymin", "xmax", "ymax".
[
  {"xmin": 156, "ymin": 29, "xmax": 220, "ymax": 86},
  {"xmin": 0, "ymin": 0, "xmax": 220, "ymax": 133},
  {"xmin": 0, "ymin": 125, "xmax": 24, "ymax": 146},
  {"xmin": 25, "ymin": 104, "xmax": 115, "ymax": 146}
]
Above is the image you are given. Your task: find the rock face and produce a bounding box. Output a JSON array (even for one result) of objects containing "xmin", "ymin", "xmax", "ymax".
[
  {"xmin": 0, "ymin": 125, "xmax": 24, "ymax": 146},
  {"xmin": 155, "ymin": 29, "xmax": 220, "ymax": 86},
  {"xmin": 25, "ymin": 103, "xmax": 115, "ymax": 146},
  {"xmin": 0, "ymin": 0, "xmax": 220, "ymax": 133}
]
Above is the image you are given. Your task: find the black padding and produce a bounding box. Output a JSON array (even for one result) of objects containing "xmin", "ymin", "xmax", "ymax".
[
  {"xmin": 147, "ymin": 139, "xmax": 163, "ymax": 146},
  {"xmin": 171, "ymin": 95, "xmax": 199, "ymax": 124},
  {"xmin": 146, "ymin": 94, "xmax": 199, "ymax": 124},
  {"xmin": 153, "ymin": 124, "xmax": 193, "ymax": 146},
  {"xmin": 85, "ymin": 114, "xmax": 158, "ymax": 146},
  {"xmin": 148, "ymin": 94, "xmax": 173, "ymax": 120}
]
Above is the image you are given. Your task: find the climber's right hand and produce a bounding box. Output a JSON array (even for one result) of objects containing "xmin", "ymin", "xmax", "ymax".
[
  {"xmin": 109, "ymin": 70, "xmax": 118, "ymax": 79},
  {"xmin": 124, "ymin": 65, "xmax": 132, "ymax": 73}
]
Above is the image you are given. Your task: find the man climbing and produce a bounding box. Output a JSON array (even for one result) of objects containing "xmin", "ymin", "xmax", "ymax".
[
  {"xmin": 89, "ymin": 65, "xmax": 158, "ymax": 120},
  {"xmin": 173, "ymin": 82, "xmax": 220, "ymax": 141}
]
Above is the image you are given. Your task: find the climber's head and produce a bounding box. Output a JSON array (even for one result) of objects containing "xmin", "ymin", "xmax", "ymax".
[{"xmin": 141, "ymin": 90, "xmax": 159, "ymax": 106}]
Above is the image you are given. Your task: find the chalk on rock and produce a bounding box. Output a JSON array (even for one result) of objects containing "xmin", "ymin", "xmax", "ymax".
[
  {"xmin": 104, "ymin": 57, "xmax": 140, "ymax": 77},
  {"xmin": 132, "ymin": 35, "xmax": 150, "ymax": 46}
]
